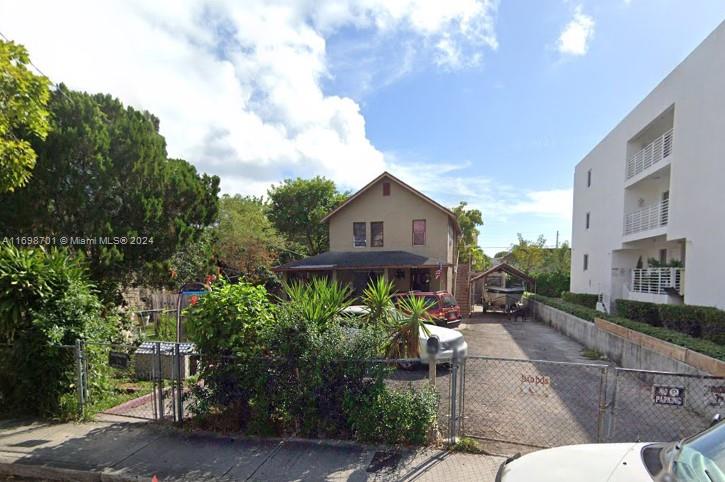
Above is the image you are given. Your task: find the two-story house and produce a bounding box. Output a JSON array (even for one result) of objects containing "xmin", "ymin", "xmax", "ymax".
[
  {"xmin": 571, "ymin": 21, "xmax": 725, "ymax": 311},
  {"xmin": 274, "ymin": 172, "xmax": 462, "ymax": 297}
]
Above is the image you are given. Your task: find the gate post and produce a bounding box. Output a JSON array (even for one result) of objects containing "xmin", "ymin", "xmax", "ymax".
[
  {"xmin": 155, "ymin": 341, "xmax": 164, "ymax": 420},
  {"xmin": 74, "ymin": 339, "xmax": 85, "ymax": 418},
  {"xmin": 175, "ymin": 343, "xmax": 183, "ymax": 424},
  {"xmin": 596, "ymin": 366, "xmax": 608, "ymax": 442},
  {"xmin": 607, "ymin": 369, "xmax": 621, "ymax": 442}
]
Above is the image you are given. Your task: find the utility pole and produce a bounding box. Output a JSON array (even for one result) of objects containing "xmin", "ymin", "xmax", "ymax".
[{"xmin": 555, "ymin": 230, "xmax": 559, "ymax": 249}]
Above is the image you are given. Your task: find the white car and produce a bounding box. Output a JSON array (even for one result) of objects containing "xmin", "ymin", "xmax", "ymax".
[
  {"xmin": 496, "ymin": 418, "xmax": 725, "ymax": 482},
  {"xmin": 341, "ymin": 306, "xmax": 468, "ymax": 367}
]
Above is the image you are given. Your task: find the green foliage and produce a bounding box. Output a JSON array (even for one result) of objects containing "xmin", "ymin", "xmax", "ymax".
[
  {"xmin": 345, "ymin": 385, "xmax": 438, "ymax": 445},
  {"xmin": 185, "ymin": 279, "xmax": 274, "ymax": 356},
  {"xmin": 361, "ymin": 276, "xmax": 396, "ymax": 326},
  {"xmin": 452, "ymin": 201, "xmax": 488, "ymax": 270},
  {"xmin": 615, "ymin": 300, "xmax": 662, "ymax": 326},
  {"xmin": 215, "ymin": 194, "xmax": 285, "ymax": 283},
  {"xmin": 267, "ymin": 176, "xmax": 348, "ymax": 256},
  {"xmin": 0, "ymin": 40, "xmax": 51, "ymax": 193},
  {"xmin": 168, "ymin": 227, "xmax": 217, "ymax": 286},
  {"xmin": 0, "ymin": 244, "xmax": 113, "ymax": 417},
  {"xmin": 0, "ymin": 86, "xmax": 219, "ymax": 299},
  {"xmin": 561, "ymin": 292, "xmax": 599, "ymax": 309},
  {"xmin": 385, "ymin": 295, "xmax": 432, "ymax": 359},
  {"xmin": 451, "ymin": 437, "xmax": 485, "ymax": 454},
  {"xmin": 282, "ymin": 277, "xmax": 352, "ymax": 329},
  {"xmin": 534, "ymin": 271, "xmax": 570, "ymax": 298},
  {"xmin": 528, "ymin": 294, "xmax": 725, "ymax": 360}
]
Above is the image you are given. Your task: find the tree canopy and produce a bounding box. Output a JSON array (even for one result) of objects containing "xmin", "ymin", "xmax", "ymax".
[
  {"xmin": 0, "ymin": 40, "xmax": 51, "ymax": 193},
  {"xmin": 267, "ymin": 176, "xmax": 348, "ymax": 256},
  {"xmin": 452, "ymin": 201, "xmax": 489, "ymax": 271},
  {"xmin": 507, "ymin": 234, "xmax": 572, "ymax": 297},
  {"xmin": 0, "ymin": 85, "xmax": 220, "ymax": 298}
]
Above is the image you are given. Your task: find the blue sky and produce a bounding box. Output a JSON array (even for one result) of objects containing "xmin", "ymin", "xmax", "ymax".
[{"xmin": 2, "ymin": 1, "xmax": 724, "ymax": 254}]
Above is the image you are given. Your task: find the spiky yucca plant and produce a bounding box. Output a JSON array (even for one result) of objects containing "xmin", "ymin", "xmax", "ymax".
[
  {"xmin": 282, "ymin": 277, "xmax": 352, "ymax": 329},
  {"xmin": 361, "ymin": 277, "xmax": 395, "ymax": 326},
  {"xmin": 385, "ymin": 295, "xmax": 433, "ymax": 359}
]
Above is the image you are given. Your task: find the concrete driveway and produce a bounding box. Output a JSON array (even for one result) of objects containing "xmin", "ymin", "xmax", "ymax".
[{"xmin": 459, "ymin": 312, "xmax": 602, "ymax": 363}]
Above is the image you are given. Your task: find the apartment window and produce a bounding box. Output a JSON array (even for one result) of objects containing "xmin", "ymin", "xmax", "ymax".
[
  {"xmin": 412, "ymin": 219, "xmax": 426, "ymax": 246},
  {"xmin": 587, "ymin": 169, "xmax": 592, "ymax": 187},
  {"xmin": 585, "ymin": 212, "xmax": 590, "ymax": 229},
  {"xmin": 353, "ymin": 222, "xmax": 366, "ymax": 247},
  {"xmin": 371, "ymin": 222, "xmax": 384, "ymax": 247},
  {"xmin": 382, "ymin": 182, "xmax": 391, "ymax": 196},
  {"xmin": 583, "ymin": 254, "xmax": 589, "ymax": 271}
]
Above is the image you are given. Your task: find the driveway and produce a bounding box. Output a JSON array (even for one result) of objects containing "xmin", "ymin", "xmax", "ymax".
[{"xmin": 460, "ymin": 312, "xmax": 602, "ymax": 363}]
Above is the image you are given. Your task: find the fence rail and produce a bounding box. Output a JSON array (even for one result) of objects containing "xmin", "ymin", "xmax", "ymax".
[
  {"xmin": 626, "ymin": 128, "xmax": 673, "ymax": 179},
  {"xmin": 631, "ymin": 267, "xmax": 683, "ymax": 295},
  {"xmin": 624, "ymin": 198, "xmax": 669, "ymax": 235}
]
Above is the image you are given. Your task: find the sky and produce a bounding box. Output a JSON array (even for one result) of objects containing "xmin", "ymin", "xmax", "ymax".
[{"xmin": 1, "ymin": 1, "xmax": 724, "ymax": 255}]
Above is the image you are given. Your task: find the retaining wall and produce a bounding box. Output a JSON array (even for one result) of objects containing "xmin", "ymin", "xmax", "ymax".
[{"xmin": 530, "ymin": 300, "xmax": 720, "ymax": 376}]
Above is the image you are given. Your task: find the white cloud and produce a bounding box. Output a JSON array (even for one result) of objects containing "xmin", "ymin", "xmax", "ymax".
[
  {"xmin": 557, "ymin": 5, "xmax": 595, "ymax": 56},
  {"xmin": 0, "ymin": 0, "xmax": 498, "ymax": 194}
]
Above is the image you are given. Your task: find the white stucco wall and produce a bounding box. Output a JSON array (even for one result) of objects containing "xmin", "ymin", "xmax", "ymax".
[{"xmin": 571, "ymin": 20, "xmax": 725, "ymax": 310}]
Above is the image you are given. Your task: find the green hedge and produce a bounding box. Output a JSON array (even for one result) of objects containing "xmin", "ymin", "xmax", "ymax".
[
  {"xmin": 615, "ymin": 299, "xmax": 725, "ymax": 345},
  {"xmin": 561, "ymin": 292, "xmax": 599, "ymax": 309},
  {"xmin": 528, "ymin": 294, "xmax": 725, "ymax": 361}
]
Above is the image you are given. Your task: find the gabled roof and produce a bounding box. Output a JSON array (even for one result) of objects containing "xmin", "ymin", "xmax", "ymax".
[
  {"xmin": 320, "ymin": 171, "xmax": 462, "ymax": 234},
  {"xmin": 470, "ymin": 262, "xmax": 534, "ymax": 285},
  {"xmin": 273, "ymin": 250, "xmax": 451, "ymax": 272}
]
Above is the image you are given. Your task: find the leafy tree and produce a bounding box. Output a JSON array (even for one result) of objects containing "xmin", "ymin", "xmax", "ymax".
[
  {"xmin": 0, "ymin": 86, "xmax": 219, "ymax": 298},
  {"xmin": 508, "ymin": 235, "xmax": 571, "ymax": 295},
  {"xmin": 0, "ymin": 40, "xmax": 51, "ymax": 192},
  {"xmin": 267, "ymin": 176, "xmax": 348, "ymax": 256},
  {"xmin": 452, "ymin": 202, "xmax": 488, "ymax": 271},
  {"xmin": 168, "ymin": 228, "xmax": 217, "ymax": 286},
  {"xmin": 215, "ymin": 194, "xmax": 285, "ymax": 282},
  {"xmin": 509, "ymin": 234, "xmax": 547, "ymax": 273}
]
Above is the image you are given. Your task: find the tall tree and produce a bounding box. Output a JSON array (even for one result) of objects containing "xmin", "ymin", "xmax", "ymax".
[
  {"xmin": 267, "ymin": 176, "xmax": 347, "ymax": 256},
  {"xmin": 0, "ymin": 86, "xmax": 220, "ymax": 298},
  {"xmin": 509, "ymin": 234, "xmax": 547, "ymax": 273},
  {"xmin": 214, "ymin": 194, "xmax": 285, "ymax": 281},
  {"xmin": 452, "ymin": 201, "xmax": 488, "ymax": 271},
  {"xmin": 0, "ymin": 40, "xmax": 51, "ymax": 192}
]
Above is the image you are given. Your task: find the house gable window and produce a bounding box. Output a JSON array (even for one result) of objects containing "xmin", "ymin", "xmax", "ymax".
[
  {"xmin": 382, "ymin": 182, "xmax": 391, "ymax": 196},
  {"xmin": 412, "ymin": 219, "xmax": 426, "ymax": 246},
  {"xmin": 371, "ymin": 222, "xmax": 384, "ymax": 247},
  {"xmin": 353, "ymin": 222, "xmax": 366, "ymax": 247}
]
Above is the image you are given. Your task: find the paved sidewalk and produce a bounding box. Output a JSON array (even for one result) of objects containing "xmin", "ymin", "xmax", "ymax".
[{"xmin": 0, "ymin": 418, "xmax": 504, "ymax": 481}]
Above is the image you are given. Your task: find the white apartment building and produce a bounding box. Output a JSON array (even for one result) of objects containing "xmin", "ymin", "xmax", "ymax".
[{"xmin": 571, "ymin": 21, "xmax": 725, "ymax": 311}]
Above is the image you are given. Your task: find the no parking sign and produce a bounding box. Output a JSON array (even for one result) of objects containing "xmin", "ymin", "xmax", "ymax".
[{"xmin": 652, "ymin": 385, "xmax": 685, "ymax": 406}]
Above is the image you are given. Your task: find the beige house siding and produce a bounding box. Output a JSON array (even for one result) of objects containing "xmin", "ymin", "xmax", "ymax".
[{"xmin": 328, "ymin": 177, "xmax": 454, "ymax": 263}]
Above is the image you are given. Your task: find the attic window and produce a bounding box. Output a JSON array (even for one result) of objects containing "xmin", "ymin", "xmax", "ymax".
[{"xmin": 382, "ymin": 182, "xmax": 390, "ymax": 196}]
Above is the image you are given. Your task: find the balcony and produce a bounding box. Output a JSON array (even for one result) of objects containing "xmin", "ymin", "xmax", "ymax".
[
  {"xmin": 623, "ymin": 199, "xmax": 668, "ymax": 236},
  {"xmin": 626, "ymin": 129, "xmax": 673, "ymax": 180},
  {"xmin": 631, "ymin": 267, "xmax": 683, "ymax": 295}
]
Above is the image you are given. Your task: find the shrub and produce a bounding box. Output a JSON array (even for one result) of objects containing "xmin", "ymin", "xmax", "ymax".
[
  {"xmin": 345, "ymin": 385, "xmax": 438, "ymax": 445},
  {"xmin": 561, "ymin": 292, "xmax": 599, "ymax": 309},
  {"xmin": 0, "ymin": 244, "xmax": 113, "ymax": 418},
  {"xmin": 658, "ymin": 304, "xmax": 725, "ymax": 343},
  {"xmin": 615, "ymin": 300, "xmax": 662, "ymax": 326},
  {"xmin": 526, "ymin": 293, "xmax": 599, "ymax": 322},
  {"xmin": 534, "ymin": 272, "xmax": 570, "ymax": 298}
]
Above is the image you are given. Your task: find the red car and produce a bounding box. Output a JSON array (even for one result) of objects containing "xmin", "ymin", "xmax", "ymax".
[{"xmin": 391, "ymin": 291, "xmax": 462, "ymax": 327}]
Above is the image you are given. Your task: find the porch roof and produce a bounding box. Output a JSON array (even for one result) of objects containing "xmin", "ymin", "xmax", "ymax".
[{"xmin": 273, "ymin": 250, "xmax": 451, "ymax": 272}]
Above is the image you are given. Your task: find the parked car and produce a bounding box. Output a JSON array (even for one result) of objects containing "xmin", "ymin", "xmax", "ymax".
[
  {"xmin": 340, "ymin": 306, "xmax": 467, "ymax": 368},
  {"xmin": 391, "ymin": 291, "xmax": 462, "ymax": 327},
  {"xmin": 496, "ymin": 416, "xmax": 725, "ymax": 482}
]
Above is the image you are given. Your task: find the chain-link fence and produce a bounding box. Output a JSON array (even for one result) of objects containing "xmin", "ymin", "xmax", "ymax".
[
  {"xmin": 459, "ymin": 356, "xmax": 608, "ymax": 451},
  {"xmin": 607, "ymin": 368, "xmax": 724, "ymax": 443}
]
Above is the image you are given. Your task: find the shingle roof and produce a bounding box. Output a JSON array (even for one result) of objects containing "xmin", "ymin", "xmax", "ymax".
[
  {"xmin": 470, "ymin": 262, "xmax": 534, "ymax": 284},
  {"xmin": 273, "ymin": 250, "xmax": 451, "ymax": 271}
]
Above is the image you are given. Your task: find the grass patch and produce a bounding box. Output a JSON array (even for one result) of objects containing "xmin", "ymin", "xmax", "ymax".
[
  {"xmin": 451, "ymin": 436, "xmax": 485, "ymax": 454},
  {"xmin": 84, "ymin": 376, "xmax": 153, "ymax": 420},
  {"xmin": 581, "ymin": 349, "xmax": 606, "ymax": 361}
]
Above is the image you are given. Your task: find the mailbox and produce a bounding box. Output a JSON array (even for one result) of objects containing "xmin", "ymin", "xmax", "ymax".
[{"xmin": 426, "ymin": 335, "xmax": 440, "ymax": 356}]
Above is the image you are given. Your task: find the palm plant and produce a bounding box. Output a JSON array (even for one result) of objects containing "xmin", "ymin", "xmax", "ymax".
[
  {"xmin": 361, "ymin": 277, "xmax": 396, "ymax": 326},
  {"xmin": 282, "ymin": 277, "xmax": 352, "ymax": 329},
  {"xmin": 385, "ymin": 295, "xmax": 433, "ymax": 360}
]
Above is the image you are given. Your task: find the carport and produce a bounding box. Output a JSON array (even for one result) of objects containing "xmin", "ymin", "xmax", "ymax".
[{"xmin": 469, "ymin": 262, "xmax": 534, "ymax": 313}]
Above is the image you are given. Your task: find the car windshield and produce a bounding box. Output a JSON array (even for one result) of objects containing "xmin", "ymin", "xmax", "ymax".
[
  {"xmin": 421, "ymin": 295, "xmax": 439, "ymax": 310},
  {"xmin": 672, "ymin": 422, "xmax": 725, "ymax": 482},
  {"xmin": 441, "ymin": 295, "xmax": 457, "ymax": 308}
]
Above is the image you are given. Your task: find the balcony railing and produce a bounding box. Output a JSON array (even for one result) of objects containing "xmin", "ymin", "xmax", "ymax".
[
  {"xmin": 626, "ymin": 129, "xmax": 673, "ymax": 179},
  {"xmin": 623, "ymin": 199, "xmax": 668, "ymax": 236},
  {"xmin": 631, "ymin": 267, "xmax": 683, "ymax": 295}
]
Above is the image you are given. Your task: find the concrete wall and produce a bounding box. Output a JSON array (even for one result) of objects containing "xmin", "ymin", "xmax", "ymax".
[
  {"xmin": 530, "ymin": 300, "xmax": 704, "ymax": 375},
  {"xmin": 328, "ymin": 175, "xmax": 455, "ymax": 263},
  {"xmin": 571, "ymin": 21, "xmax": 725, "ymax": 310}
]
